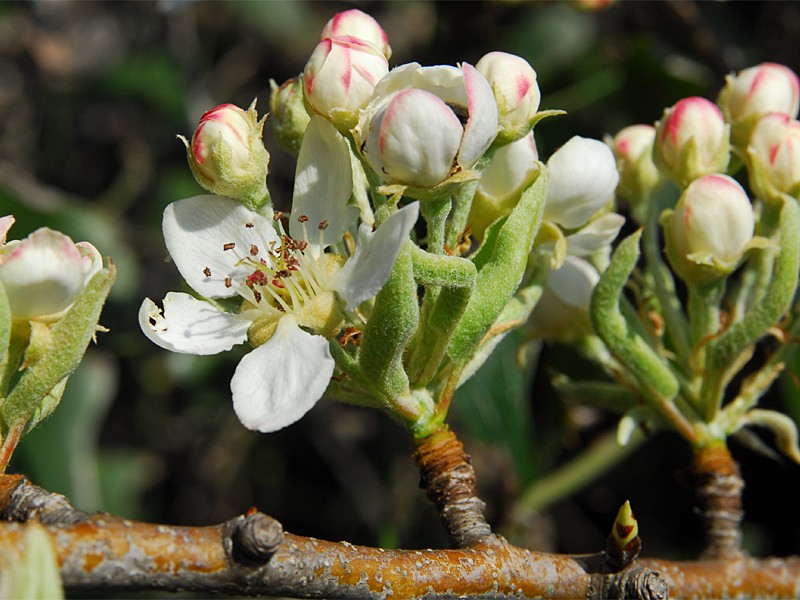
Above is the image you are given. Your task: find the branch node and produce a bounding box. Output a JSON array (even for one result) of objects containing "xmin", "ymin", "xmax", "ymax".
[
  {"xmin": 230, "ymin": 511, "xmax": 284, "ymax": 565},
  {"xmin": 594, "ymin": 566, "xmax": 669, "ymax": 600}
]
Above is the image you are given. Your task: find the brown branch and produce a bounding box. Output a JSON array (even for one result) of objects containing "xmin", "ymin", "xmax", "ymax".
[
  {"xmin": 2, "ymin": 475, "xmax": 800, "ymax": 598},
  {"xmin": 412, "ymin": 425, "xmax": 492, "ymax": 548},
  {"xmin": 691, "ymin": 445, "xmax": 745, "ymax": 559}
]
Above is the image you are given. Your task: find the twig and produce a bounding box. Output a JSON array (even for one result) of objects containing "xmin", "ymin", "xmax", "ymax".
[{"xmin": 3, "ymin": 475, "xmax": 800, "ymax": 598}]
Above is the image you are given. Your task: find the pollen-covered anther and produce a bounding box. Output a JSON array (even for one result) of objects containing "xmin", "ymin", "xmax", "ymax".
[
  {"xmin": 245, "ymin": 222, "xmax": 254, "ymax": 228},
  {"xmin": 246, "ymin": 270, "xmax": 269, "ymax": 287},
  {"xmin": 273, "ymin": 211, "xmax": 283, "ymax": 221},
  {"xmin": 223, "ymin": 242, "xmax": 236, "ymax": 251},
  {"xmin": 271, "ymin": 279, "xmax": 285, "ymax": 289},
  {"xmin": 250, "ymin": 244, "xmax": 259, "ymax": 256},
  {"xmin": 253, "ymin": 290, "xmax": 262, "ymax": 303},
  {"xmin": 297, "ymin": 215, "xmax": 309, "ymax": 224},
  {"xmin": 318, "ymin": 220, "xmax": 329, "ymax": 231},
  {"xmin": 225, "ymin": 277, "xmax": 232, "ymax": 288},
  {"xmin": 203, "ymin": 266, "xmax": 212, "ymax": 277}
]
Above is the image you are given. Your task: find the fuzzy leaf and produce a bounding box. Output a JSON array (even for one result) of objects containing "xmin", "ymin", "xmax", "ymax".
[{"xmin": 448, "ymin": 170, "xmax": 546, "ymax": 366}]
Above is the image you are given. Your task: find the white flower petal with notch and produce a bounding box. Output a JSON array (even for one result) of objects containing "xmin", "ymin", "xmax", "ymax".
[
  {"xmin": 139, "ymin": 292, "xmax": 251, "ymax": 355},
  {"xmin": 231, "ymin": 316, "xmax": 335, "ymax": 432},
  {"xmin": 332, "ymin": 202, "xmax": 419, "ymax": 310}
]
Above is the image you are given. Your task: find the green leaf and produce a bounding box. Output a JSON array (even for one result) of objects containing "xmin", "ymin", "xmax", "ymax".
[
  {"xmin": 448, "ymin": 170, "xmax": 547, "ymax": 367},
  {"xmin": 1, "ymin": 265, "xmax": 116, "ymax": 433},
  {"xmin": 358, "ymin": 244, "xmax": 419, "ymax": 405}
]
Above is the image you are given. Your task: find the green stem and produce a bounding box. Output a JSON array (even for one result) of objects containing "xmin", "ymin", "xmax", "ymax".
[
  {"xmin": 421, "ymin": 196, "xmax": 452, "ymax": 255},
  {"xmin": 643, "ymin": 187, "xmax": 691, "ymax": 363},
  {"xmin": 445, "ymin": 179, "xmax": 480, "ymax": 251}
]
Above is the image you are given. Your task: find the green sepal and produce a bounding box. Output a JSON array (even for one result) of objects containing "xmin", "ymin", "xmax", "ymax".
[
  {"xmin": 447, "ymin": 170, "xmax": 547, "ymax": 367},
  {"xmin": 0, "ymin": 264, "xmax": 116, "ymax": 434},
  {"xmin": 358, "ymin": 243, "xmax": 418, "ymax": 406}
]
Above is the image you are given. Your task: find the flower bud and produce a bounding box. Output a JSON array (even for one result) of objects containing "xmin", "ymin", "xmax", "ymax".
[
  {"xmin": 544, "ymin": 136, "xmax": 619, "ymax": 230},
  {"xmin": 610, "ymin": 124, "xmax": 663, "ymax": 212},
  {"xmin": 303, "ymin": 36, "xmax": 389, "ymax": 132},
  {"xmin": 718, "ymin": 62, "xmax": 800, "ymax": 146},
  {"xmin": 269, "ymin": 77, "xmax": 311, "ymax": 155},
  {"xmin": 0, "ymin": 217, "xmax": 103, "ymax": 321},
  {"xmin": 745, "ymin": 112, "xmax": 800, "ymax": 203},
  {"xmin": 469, "ymin": 131, "xmax": 541, "ymax": 238},
  {"xmin": 183, "ymin": 102, "xmax": 270, "ymax": 209},
  {"xmin": 475, "ymin": 51, "xmax": 541, "ymax": 145},
  {"xmin": 356, "ymin": 62, "xmax": 498, "ymax": 192},
  {"xmin": 662, "ymin": 174, "xmax": 754, "ymax": 283},
  {"xmin": 528, "ymin": 256, "xmax": 600, "ymax": 342},
  {"xmin": 320, "ymin": 8, "xmax": 391, "ymax": 60},
  {"xmin": 654, "ymin": 97, "xmax": 730, "ymax": 187}
]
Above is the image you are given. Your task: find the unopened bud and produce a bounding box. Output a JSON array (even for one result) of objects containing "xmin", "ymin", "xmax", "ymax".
[
  {"xmin": 745, "ymin": 112, "xmax": 800, "ymax": 204},
  {"xmin": 654, "ymin": 97, "xmax": 730, "ymax": 187},
  {"xmin": 183, "ymin": 101, "xmax": 270, "ymax": 210},
  {"xmin": 718, "ymin": 62, "xmax": 800, "ymax": 147},
  {"xmin": 303, "ymin": 36, "xmax": 388, "ymax": 132},
  {"xmin": 320, "ymin": 9, "xmax": 391, "ymax": 60},
  {"xmin": 476, "ymin": 51, "xmax": 541, "ymax": 145},
  {"xmin": 610, "ymin": 124, "xmax": 663, "ymax": 211},
  {"xmin": 662, "ymin": 174, "xmax": 754, "ymax": 283},
  {"xmin": 269, "ymin": 78, "xmax": 311, "ymax": 155}
]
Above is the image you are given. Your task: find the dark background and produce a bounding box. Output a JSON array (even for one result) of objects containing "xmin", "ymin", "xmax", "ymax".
[{"xmin": 2, "ymin": 0, "xmax": 799, "ymax": 574}]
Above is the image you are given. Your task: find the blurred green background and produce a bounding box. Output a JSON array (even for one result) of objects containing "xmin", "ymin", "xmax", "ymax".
[{"xmin": 2, "ymin": 0, "xmax": 800, "ymax": 568}]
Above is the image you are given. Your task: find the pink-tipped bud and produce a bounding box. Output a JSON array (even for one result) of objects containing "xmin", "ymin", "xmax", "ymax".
[
  {"xmin": 184, "ymin": 102, "xmax": 270, "ymax": 209},
  {"xmin": 746, "ymin": 112, "xmax": 800, "ymax": 203},
  {"xmin": 611, "ymin": 124, "xmax": 663, "ymax": 210},
  {"xmin": 654, "ymin": 96, "xmax": 730, "ymax": 187},
  {"xmin": 320, "ymin": 9, "xmax": 391, "ymax": 60},
  {"xmin": 475, "ymin": 51, "xmax": 541, "ymax": 144},
  {"xmin": 718, "ymin": 62, "xmax": 800, "ymax": 146},
  {"xmin": 303, "ymin": 36, "xmax": 389, "ymax": 132},
  {"xmin": 663, "ymin": 174, "xmax": 754, "ymax": 283}
]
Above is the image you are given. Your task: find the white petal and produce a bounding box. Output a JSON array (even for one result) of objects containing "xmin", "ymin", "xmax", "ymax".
[
  {"xmin": 163, "ymin": 195, "xmax": 279, "ymax": 298},
  {"xmin": 139, "ymin": 292, "xmax": 251, "ymax": 355},
  {"xmin": 332, "ymin": 202, "xmax": 419, "ymax": 310},
  {"xmin": 458, "ymin": 62, "xmax": 499, "ymax": 169},
  {"xmin": 545, "ymin": 137, "xmax": 620, "ymax": 230},
  {"xmin": 290, "ymin": 116, "xmax": 358, "ymax": 247},
  {"xmin": 566, "ymin": 213, "xmax": 625, "ymax": 257},
  {"xmin": 549, "ymin": 255, "xmax": 600, "ymax": 308},
  {"xmin": 231, "ymin": 316, "xmax": 334, "ymax": 432}
]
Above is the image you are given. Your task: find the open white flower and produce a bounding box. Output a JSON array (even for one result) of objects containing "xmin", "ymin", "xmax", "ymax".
[
  {"xmin": 140, "ymin": 117, "xmax": 419, "ymax": 433},
  {"xmin": 0, "ymin": 216, "xmax": 102, "ymax": 321}
]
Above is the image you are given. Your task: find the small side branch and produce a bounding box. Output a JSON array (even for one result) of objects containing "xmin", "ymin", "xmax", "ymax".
[
  {"xmin": 412, "ymin": 426, "xmax": 492, "ymax": 548},
  {"xmin": 691, "ymin": 445, "xmax": 745, "ymax": 559}
]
